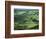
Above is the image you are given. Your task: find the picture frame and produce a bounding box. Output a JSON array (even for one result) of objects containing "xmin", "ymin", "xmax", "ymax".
[{"xmin": 5, "ymin": 1, "xmax": 45, "ymax": 38}]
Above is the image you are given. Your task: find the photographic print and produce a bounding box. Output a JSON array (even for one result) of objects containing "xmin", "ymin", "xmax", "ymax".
[
  {"xmin": 14, "ymin": 9, "xmax": 39, "ymax": 30},
  {"xmin": 11, "ymin": 5, "xmax": 43, "ymax": 34},
  {"xmin": 5, "ymin": 1, "xmax": 45, "ymax": 38}
]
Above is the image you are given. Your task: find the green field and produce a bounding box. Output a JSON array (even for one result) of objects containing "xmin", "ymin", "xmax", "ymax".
[{"xmin": 14, "ymin": 9, "xmax": 39, "ymax": 30}]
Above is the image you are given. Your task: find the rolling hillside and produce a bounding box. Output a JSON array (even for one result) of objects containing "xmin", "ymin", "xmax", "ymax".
[{"xmin": 14, "ymin": 9, "xmax": 39, "ymax": 30}]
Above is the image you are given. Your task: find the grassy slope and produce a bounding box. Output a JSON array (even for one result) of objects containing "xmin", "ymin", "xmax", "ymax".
[{"xmin": 14, "ymin": 9, "xmax": 39, "ymax": 30}]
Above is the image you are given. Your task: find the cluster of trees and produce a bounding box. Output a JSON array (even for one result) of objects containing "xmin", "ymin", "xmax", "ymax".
[{"xmin": 14, "ymin": 9, "xmax": 39, "ymax": 30}]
